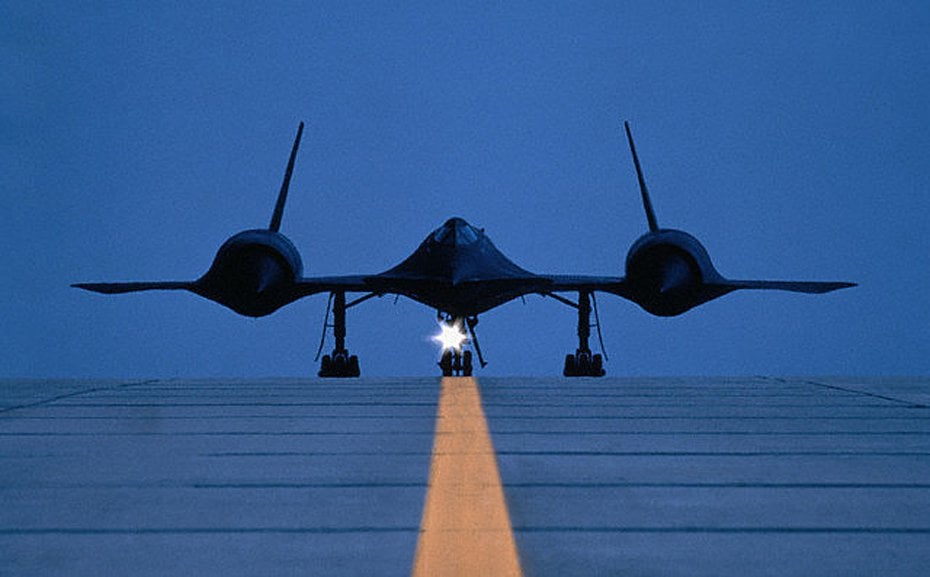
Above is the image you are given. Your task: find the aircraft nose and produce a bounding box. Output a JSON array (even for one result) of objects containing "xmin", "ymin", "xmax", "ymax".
[
  {"xmin": 456, "ymin": 218, "xmax": 480, "ymax": 244},
  {"xmin": 432, "ymin": 217, "xmax": 480, "ymax": 247}
]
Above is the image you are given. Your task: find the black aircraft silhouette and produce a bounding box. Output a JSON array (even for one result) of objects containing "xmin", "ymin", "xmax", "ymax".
[{"xmin": 74, "ymin": 121, "xmax": 855, "ymax": 377}]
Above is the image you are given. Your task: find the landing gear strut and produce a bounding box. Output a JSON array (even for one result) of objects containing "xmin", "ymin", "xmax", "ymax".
[
  {"xmin": 318, "ymin": 291, "xmax": 361, "ymax": 378},
  {"xmin": 563, "ymin": 291, "xmax": 606, "ymax": 377}
]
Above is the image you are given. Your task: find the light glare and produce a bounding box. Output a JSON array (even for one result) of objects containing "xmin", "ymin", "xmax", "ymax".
[{"xmin": 432, "ymin": 320, "xmax": 468, "ymax": 352}]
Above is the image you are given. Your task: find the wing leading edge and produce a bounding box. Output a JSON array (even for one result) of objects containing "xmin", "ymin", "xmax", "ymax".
[
  {"xmin": 712, "ymin": 279, "xmax": 856, "ymax": 294},
  {"xmin": 72, "ymin": 281, "xmax": 194, "ymax": 294},
  {"xmin": 543, "ymin": 275, "xmax": 856, "ymax": 296},
  {"xmin": 540, "ymin": 274, "xmax": 855, "ymax": 316},
  {"xmin": 544, "ymin": 274, "xmax": 629, "ymax": 295},
  {"xmin": 75, "ymin": 275, "xmax": 374, "ymax": 298},
  {"xmin": 294, "ymin": 275, "xmax": 371, "ymax": 295}
]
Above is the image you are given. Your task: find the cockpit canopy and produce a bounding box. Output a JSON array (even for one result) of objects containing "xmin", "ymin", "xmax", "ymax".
[{"xmin": 430, "ymin": 217, "xmax": 481, "ymax": 247}]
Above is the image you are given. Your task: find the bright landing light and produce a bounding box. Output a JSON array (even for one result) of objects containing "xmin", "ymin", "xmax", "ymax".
[{"xmin": 432, "ymin": 320, "xmax": 468, "ymax": 352}]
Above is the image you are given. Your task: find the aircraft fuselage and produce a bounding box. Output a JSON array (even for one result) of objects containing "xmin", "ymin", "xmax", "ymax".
[{"xmin": 369, "ymin": 217, "xmax": 550, "ymax": 316}]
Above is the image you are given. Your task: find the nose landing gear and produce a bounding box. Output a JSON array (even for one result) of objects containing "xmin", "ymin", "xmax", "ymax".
[
  {"xmin": 439, "ymin": 349, "xmax": 473, "ymax": 377},
  {"xmin": 435, "ymin": 313, "xmax": 484, "ymax": 377}
]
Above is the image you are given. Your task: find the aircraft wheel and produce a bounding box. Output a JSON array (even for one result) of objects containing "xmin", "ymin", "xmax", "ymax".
[
  {"xmin": 319, "ymin": 354, "xmax": 333, "ymax": 377},
  {"xmin": 576, "ymin": 352, "xmax": 590, "ymax": 376},
  {"xmin": 462, "ymin": 350, "xmax": 473, "ymax": 377},
  {"xmin": 592, "ymin": 353, "xmax": 604, "ymax": 376},
  {"xmin": 333, "ymin": 353, "xmax": 347, "ymax": 375},
  {"xmin": 439, "ymin": 350, "xmax": 453, "ymax": 377},
  {"xmin": 348, "ymin": 355, "xmax": 360, "ymax": 377},
  {"xmin": 563, "ymin": 354, "xmax": 576, "ymax": 377}
]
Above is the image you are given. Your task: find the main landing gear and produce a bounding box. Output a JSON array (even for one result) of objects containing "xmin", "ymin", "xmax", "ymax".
[
  {"xmin": 315, "ymin": 291, "xmax": 377, "ymax": 378},
  {"xmin": 553, "ymin": 290, "xmax": 607, "ymax": 377},
  {"xmin": 564, "ymin": 350, "xmax": 604, "ymax": 377}
]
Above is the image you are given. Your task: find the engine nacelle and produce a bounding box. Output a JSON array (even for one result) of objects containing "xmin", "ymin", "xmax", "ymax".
[
  {"xmin": 624, "ymin": 229, "xmax": 723, "ymax": 316},
  {"xmin": 194, "ymin": 229, "xmax": 305, "ymax": 317}
]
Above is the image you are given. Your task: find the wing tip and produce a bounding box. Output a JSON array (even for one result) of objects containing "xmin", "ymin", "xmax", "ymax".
[
  {"xmin": 725, "ymin": 279, "xmax": 858, "ymax": 294},
  {"xmin": 71, "ymin": 283, "xmax": 103, "ymax": 293},
  {"xmin": 825, "ymin": 281, "xmax": 858, "ymax": 292}
]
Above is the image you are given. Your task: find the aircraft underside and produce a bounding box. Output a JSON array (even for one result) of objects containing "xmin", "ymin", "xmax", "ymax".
[{"xmin": 313, "ymin": 285, "xmax": 608, "ymax": 378}]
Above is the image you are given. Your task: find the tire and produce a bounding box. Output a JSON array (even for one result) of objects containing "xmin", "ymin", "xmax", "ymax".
[
  {"xmin": 592, "ymin": 353, "xmax": 604, "ymax": 376},
  {"xmin": 333, "ymin": 354, "xmax": 347, "ymax": 375},
  {"xmin": 462, "ymin": 350, "xmax": 473, "ymax": 377},
  {"xmin": 319, "ymin": 354, "xmax": 332, "ymax": 377},
  {"xmin": 348, "ymin": 355, "xmax": 360, "ymax": 377},
  {"xmin": 439, "ymin": 351, "xmax": 453, "ymax": 377},
  {"xmin": 576, "ymin": 352, "xmax": 590, "ymax": 376},
  {"xmin": 563, "ymin": 354, "xmax": 576, "ymax": 377}
]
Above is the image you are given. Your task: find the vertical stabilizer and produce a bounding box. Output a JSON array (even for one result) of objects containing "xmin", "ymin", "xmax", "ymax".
[
  {"xmin": 624, "ymin": 121, "xmax": 659, "ymax": 232},
  {"xmin": 269, "ymin": 122, "xmax": 305, "ymax": 232}
]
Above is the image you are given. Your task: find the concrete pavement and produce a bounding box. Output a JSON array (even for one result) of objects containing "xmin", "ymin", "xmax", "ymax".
[{"xmin": 1, "ymin": 376, "xmax": 928, "ymax": 576}]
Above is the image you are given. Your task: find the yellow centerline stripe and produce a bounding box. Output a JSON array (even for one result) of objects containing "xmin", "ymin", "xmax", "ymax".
[{"xmin": 412, "ymin": 376, "xmax": 524, "ymax": 577}]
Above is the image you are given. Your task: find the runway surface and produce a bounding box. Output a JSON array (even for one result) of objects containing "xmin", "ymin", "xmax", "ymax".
[{"xmin": 1, "ymin": 376, "xmax": 929, "ymax": 576}]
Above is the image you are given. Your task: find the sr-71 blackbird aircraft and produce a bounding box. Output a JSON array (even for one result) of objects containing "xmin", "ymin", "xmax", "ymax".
[{"xmin": 74, "ymin": 122, "xmax": 855, "ymax": 377}]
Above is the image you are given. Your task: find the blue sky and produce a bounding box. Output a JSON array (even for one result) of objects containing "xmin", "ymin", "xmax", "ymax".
[{"xmin": 3, "ymin": 1, "xmax": 928, "ymax": 377}]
